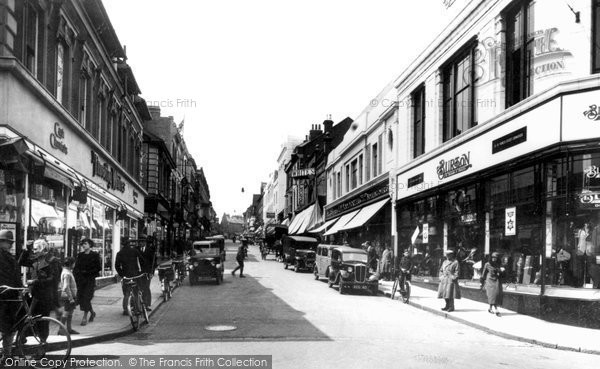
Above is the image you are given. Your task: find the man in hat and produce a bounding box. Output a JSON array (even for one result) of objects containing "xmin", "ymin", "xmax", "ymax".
[
  {"xmin": 115, "ymin": 238, "xmax": 144, "ymax": 315},
  {"xmin": 137, "ymin": 235, "xmax": 156, "ymax": 310},
  {"xmin": 437, "ymin": 249, "xmax": 461, "ymax": 312},
  {"xmin": 0, "ymin": 230, "xmax": 22, "ymax": 362}
]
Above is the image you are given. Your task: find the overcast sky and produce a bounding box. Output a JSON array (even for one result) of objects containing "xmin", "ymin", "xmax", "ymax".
[{"xmin": 103, "ymin": 0, "xmax": 465, "ymax": 217}]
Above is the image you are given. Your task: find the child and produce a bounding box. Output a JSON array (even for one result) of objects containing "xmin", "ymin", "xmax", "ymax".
[{"xmin": 59, "ymin": 257, "xmax": 79, "ymax": 334}]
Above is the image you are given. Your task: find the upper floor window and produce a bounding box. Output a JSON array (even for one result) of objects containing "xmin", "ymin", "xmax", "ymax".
[
  {"xmin": 593, "ymin": 1, "xmax": 600, "ymax": 72},
  {"xmin": 350, "ymin": 159, "xmax": 358, "ymax": 190},
  {"xmin": 336, "ymin": 171, "xmax": 341, "ymax": 199},
  {"xmin": 358, "ymin": 154, "xmax": 363, "ymax": 186},
  {"xmin": 24, "ymin": 2, "xmax": 40, "ymax": 76},
  {"xmin": 412, "ymin": 85, "xmax": 426, "ymax": 157},
  {"xmin": 505, "ymin": 0, "xmax": 534, "ymax": 107},
  {"xmin": 345, "ymin": 164, "xmax": 350, "ymax": 193},
  {"xmin": 372, "ymin": 142, "xmax": 379, "ymax": 177},
  {"xmin": 442, "ymin": 40, "xmax": 478, "ymax": 142}
]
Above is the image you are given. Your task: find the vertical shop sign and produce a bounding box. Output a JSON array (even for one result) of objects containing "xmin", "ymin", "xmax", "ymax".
[
  {"xmin": 505, "ymin": 207, "xmax": 516, "ymax": 236},
  {"xmin": 545, "ymin": 217, "xmax": 553, "ymax": 258},
  {"xmin": 443, "ymin": 222, "xmax": 448, "ymax": 253},
  {"xmin": 485, "ymin": 212, "xmax": 490, "ymax": 255},
  {"xmin": 422, "ymin": 224, "xmax": 429, "ymax": 244}
]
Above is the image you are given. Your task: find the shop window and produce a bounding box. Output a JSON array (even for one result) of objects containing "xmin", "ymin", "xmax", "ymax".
[
  {"xmin": 24, "ymin": 1, "xmax": 40, "ymax": 76},
  {"xmin": 442, "ymin": 39, "xmax": 478, "ymax": 142},
  {"xmin": 412, "ymin": 85, "xmax": 426, "ymax": 157},
  {"xmin": 29, "ymin": 177, "xmax": 68, "ymax": 256},
  {"xmin": 505, "ymin": 0, "xmax": 535, "ymax": 108},
  {"xmin": 594, "ymin": 0, "xmax": 600, "ymax": 73},
  {"xmin": 0, "ymin": 169, "xmax": 26, "ymax": 255}
]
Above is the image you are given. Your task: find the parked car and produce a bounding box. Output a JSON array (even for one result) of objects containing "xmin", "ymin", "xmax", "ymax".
[
  {"xmin": 187, "ymin": 240, "xmax": 224, "ymax": 285},
  {"xmin": 205, "ymin": 235, "xmax": 226, "ymax": 261},
  {"xmin": 313, "ymin": 244, "xmax": 339, "ymax": 281},
  {"xmin": 327, "ymin": 246, "xmax": 378, "ymax": 295},
  {"xmin": 282, "ymin": 235, "xmax": 318, "ymax": 272}
]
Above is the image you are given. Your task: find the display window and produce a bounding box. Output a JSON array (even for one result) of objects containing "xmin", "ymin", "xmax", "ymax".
[
  {"xmin": 0, "ymin": 169, "xmax": 26, "ymax": 255},
  {"xmin": 29, "ymin": 176, "xmax": 68, "ymax": 256}
]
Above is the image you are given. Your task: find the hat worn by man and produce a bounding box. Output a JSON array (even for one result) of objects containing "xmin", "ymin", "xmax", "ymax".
[
  {"xmin": 0, "ymin": 230, "xmax": 14, "ymax": 243},
  {"xmin": 491, "ymin": 252, "xmax": 501, "ymax": 258}
]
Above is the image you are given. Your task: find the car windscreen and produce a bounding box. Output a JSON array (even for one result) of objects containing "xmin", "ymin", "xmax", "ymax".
[{"xmin": 341, "ymin": 252, "xmax": 368, "ymax": 263}]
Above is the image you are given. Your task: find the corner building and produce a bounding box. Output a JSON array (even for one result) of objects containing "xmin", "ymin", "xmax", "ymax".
[
  {"xmin": 392, "ymin": 0, "xmax": 600, "ymax": 327},
  {"xmin": 0, "ymin": 0, "xmax": 147, "ymax": 279}
]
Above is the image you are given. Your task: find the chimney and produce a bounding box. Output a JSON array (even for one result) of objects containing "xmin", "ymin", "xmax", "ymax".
[
  {"xmin": 323, "ymin": 114, "xmax": 334, "ymax": 133},
  {"xmin": 148, "ymin": 105, "xmax": 161, "ymax": 119},
  {"xmin": 309, "ymin": 123, "xmax": 322, "ymax": 141}
]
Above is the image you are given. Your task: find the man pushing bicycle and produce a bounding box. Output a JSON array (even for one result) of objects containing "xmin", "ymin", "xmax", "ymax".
[{"xmin": 0, "ymin": 230, "xmax": 22, "ymax": 364}]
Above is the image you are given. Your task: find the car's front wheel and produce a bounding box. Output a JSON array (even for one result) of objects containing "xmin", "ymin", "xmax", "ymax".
[{"xmin": 294, "ymin": 263, "xmax": 300, "ymax": 273}]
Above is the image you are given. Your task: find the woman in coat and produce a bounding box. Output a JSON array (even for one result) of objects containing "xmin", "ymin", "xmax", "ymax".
[
  {"xmin": 380, "ymin": 246, "xmax": 393, "ymax": 281},
  {"xmin": 480, "ymin": 252, "xmax": 505, "ymax": 316},
  {"xmin": 438, "ymin": 249, "xmax": 460, "ymax": 312},
  {"xmin": 74, "ymin": 238, "xmax": 101, "ymax": 326}
]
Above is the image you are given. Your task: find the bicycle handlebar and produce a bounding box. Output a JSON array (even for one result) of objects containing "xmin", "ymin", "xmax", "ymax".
[{"xmin": 121, "ymin": 273, "xmax": 147, "ymax": 282}]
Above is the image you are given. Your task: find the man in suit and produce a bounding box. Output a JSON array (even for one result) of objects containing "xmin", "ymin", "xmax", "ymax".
[
  {"xmin": 115, "ymin": 238, "xmax": 143, "ymax": 315},
  {"xmin": 0, "ymin": 230, "xmax": 22, "ymax": 363},
  {"xmin": 137, "ymin": 236, "xmax": 156, "ymax": 309}
]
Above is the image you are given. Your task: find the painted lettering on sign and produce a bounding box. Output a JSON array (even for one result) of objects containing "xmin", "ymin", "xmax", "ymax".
[
  {"xmin": 583, "ymin": 105, "xmax": 600, "ymax": 121},
  {"xmin": 91, "ymin": 151, "xmax": 125, "ymax": 193},
  {"xmin": 436, "ymin": 152, "xmax": 472, "ymax": 180},
  {"xmin": 585, "ymin": 166, "xmax": 600, "ymax": 179},
  {"xmin": 579, "ymin": 191, "xmax": 600, "ymax": 208},
  {"xmin": 49, "ymin": 122, "xmax": 68, "ymax": 154}
]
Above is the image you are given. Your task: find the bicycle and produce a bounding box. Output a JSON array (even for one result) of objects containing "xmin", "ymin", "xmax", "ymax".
[
  {"xmin": 0, "ymin": 285, "xmax": 71, "ymax": 369},
  {"xmin": 157, "ymin": 262, "xmax": 175, "ymax": 303},
  {"xmin": 121, "ymin": 274, "xmax": 149, "ymax": 331},
  {"xmin": 172, "ymin": 259, "xmax": 186, "ymax": 287},
  {"xmin": 390, "ymin": 269, "xmax": 411, "ymax": 303}
]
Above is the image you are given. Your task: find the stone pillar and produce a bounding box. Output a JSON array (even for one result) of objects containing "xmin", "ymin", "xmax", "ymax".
[{"xmin": 0, "ymin": 0, "xmax": 17, "ymax": 57}]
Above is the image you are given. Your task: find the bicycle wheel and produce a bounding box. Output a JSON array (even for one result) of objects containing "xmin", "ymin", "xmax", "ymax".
[
  {"xmin": 401, "ymin": 280, "xmax": 411, "ymax": 304},
  {"xmin": 16, "ymin": 316, "xmax": 71, "ymax": 368},
  {"xmin": 162, "ymin": 280, "xmax": 169, "ymax": 303},
  {"xmin": 140, "ymin": 293, "xmax": 149, "ymax": 324},
  {"xmin": 390, "ymin": 278, "xmax": 399, "ymax": 300},
  {"xmin": 127, "ymin": 293, "xmax": 140, "ymax": 331}
]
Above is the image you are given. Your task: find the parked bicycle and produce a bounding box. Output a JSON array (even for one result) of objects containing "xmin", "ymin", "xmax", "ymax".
[
  {"xmin": 157, "ymin": 261, "xmax": 176, "ymax": 302},
  {"xmin": 121, "ymin": 274, "xmax": 149, "ymax": 331},
  {"xmin": 0, "ymin": 285, "xmax": 71, "ymax": 369},
  {"xmin": 172, "ymin": 259, "xmax": 186, "ymax": 287},
  {"xmin": 390, "ymin": 268, "xmax": 411, "ymax": 303}
]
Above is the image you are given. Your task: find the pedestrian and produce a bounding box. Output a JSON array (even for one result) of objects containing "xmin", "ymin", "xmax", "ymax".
[
  {"xmin": 73, "ymin": 238, "xmax": 101, "ymax": 326},
  {"xmin": 138, "ymin": 236, "xmax": 157, "ymax": 310},
  {"xmin": 380, "ymin": 245, "xmax": 393, "ymax": 281},
  {"xmin": 22, "ymin": 238, "xmax": 61, "ymax": 341},
  {"xmin": 480, "ymin": 252, "xmax": 505, "ymax": 316},
  {"xmin": 231, "ymin": 244, "xmax": 246, "ymax": 278},
  {"xmin": 115, "ymin": 238, "xmax": 143, "ymax": 315},
  {"xmin": 438, "ymin": 249, "xmax": 461, "ymax": 312},
  {"xmin": 365, "ymin": 241, "xmax": 378, "ymax": 271},
  {"xmin": 59, "ymin": 257, "xmax": 79, "ymax": 334},
  {"xmin": 398, "ymin": 250, "xmax": 413, "ymax": 287},
  {"xmin": 0, "ymin": 230, "xmax": 22, "ymax": 364}
]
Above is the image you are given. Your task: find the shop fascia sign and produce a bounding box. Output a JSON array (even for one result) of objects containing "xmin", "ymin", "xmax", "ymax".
[
  {"xmin": 91, "ymin": 151, "xmax": 125, "ymax": 193},
  {"xmin": 436, "ymin": 151, "xmax": 472, "ymax": 180},
  {"xmin": 578, "ymin": 190, "xmax": 600, "ymax": 208},
  {"xmin": 291, "ymin": 168, "xmax": 315, "ymax": 179},
  {"xmin": 49, "ymin": 122, "xmax": 68, "ymax": 154},
  {"xmin": 325, "ymin": 181, "xmax": 388, "ymax": 218}
]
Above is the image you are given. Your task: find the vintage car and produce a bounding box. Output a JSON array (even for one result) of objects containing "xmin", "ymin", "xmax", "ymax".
[
  {"xmin": 327, "ymin": 246, "xmax": 378, "ymax": 295},
  {"xmin": 282, "ymin": 235, "xmax": 318, "ymax": 272},
  {"xmin": 205, "ymin": 235, "xmax": 226, "ymax": 261},
  {"xmin": 313, "ymin": 244, "xmax": 340, "ymax": 281},
  {"xmin": 187, "ymin": 240, "xmax": 224, "ymax": 285}
]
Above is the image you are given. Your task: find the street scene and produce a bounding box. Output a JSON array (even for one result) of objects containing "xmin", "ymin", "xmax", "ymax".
[{"xmin": 1, "ymin": 0, "xmax": 600, "ymax": 368}]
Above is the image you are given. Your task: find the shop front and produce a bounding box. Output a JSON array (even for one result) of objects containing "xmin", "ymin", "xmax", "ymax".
[
  {"xmin": 324, "ymin": 178, "xmax": 391, "ymax": 249},
  {"xmin": 394, "ymin": 90, "xmax": 600, "ymax": 327}
]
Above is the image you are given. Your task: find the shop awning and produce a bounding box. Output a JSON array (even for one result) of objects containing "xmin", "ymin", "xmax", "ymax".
[
  {"xmin": 281, "ymin": 218, "xmax": 291, "ymax": 226},
  {"xmin": 336, "ymin": 198, "xmax": 389, "ymax": 232},
  {"xmin": 295, "ymin": 204, "xmax": 319, "ymax": 235},
  {"xmin": 308, "ymin": 218, "xmax": 338, "ymax": 233},
  {"xmin": 30, "ymin": 200, "xmax": 59, "ymax": 226},
  {"xmin": 323, "ymin": 209, "xmax": 360, "ymax": 236},
  {"xmin": 287, "ymin": 211, "xmax": 305, "ymax": 235}
]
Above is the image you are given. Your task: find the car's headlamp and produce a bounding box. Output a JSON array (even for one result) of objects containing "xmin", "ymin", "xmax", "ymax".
[{"xmin": 347, "ymin": 266, "xmax": 353, "ymax": 273}]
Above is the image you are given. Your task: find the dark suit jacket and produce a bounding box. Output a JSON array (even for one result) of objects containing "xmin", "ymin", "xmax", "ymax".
[
  {"xmin": 115, "ymin": 246, "xmax": 143, "ymax": 278},
  {"xmin": 138, "ymin": 245, "xmax": 157, "ymax": 275}
]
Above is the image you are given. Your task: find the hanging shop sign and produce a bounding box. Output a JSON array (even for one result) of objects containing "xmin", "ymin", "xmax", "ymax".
[
  {"xmin": 49, "ymin": 122, "xmax": 68, "ymax": 155},
  {"xmin": 578, "ymin": 190, "xmax": 600, "ymax": 208},
  {"xmin": 291, "ymin": 168, "xmax": 315, "ymax": 178},
  {"xmin": 422, "ymin": 223, "xmax": 429, "ymax": 244},
  {"xmin": 91, "ymin": 151, "xmax": 125, "ymax": 193},
  {"xmin": 325, "ymin": 180, "xmax": 389, "ymax": 218},
  {"xmin": 266, "ymin": 212, "xmax": 275, "ymax": 219},
  {"xmin": 505, "ymin": 207, "xmax": 516, "ymax": 236},
  {"xmin": 584, "ymin": 166, "xmax": 600, "ymax": 179},
  {"xmin": 492, "ymin": 127, "xmax": 527, "ymax": 154},
  {"xmin": 436, "ymin": 152, "xmax": 472, "ymax": 180}
]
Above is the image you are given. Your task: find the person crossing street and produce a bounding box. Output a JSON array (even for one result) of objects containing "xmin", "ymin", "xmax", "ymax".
[{"xmin": 231, "ymin": 244, "xmax": 246, "ymax": 278}]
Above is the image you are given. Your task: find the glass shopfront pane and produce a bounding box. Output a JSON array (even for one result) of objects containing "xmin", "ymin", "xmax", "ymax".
[
  {"xmin": 103, "ymin": 210, "xmax": 114, "ymax": 277},
  {"xmin": 29, "ymin": 177, "xmax": 67, "ymax": 256},
  {"xmin": 130, "ymin": 218, "xmax": 138, "ymax": 239},
  {"xmin": 0, "ymin": 169, "xmax": 26, "ymax": 255}
]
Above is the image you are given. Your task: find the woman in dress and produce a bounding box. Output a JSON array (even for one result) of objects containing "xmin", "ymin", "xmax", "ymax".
[
  {"xmin": 480, "ymin": 252, "xmax": 505, "ymax": 316},
  {"xmin": 74, "ymin": 238, "xmax": 101, "ymax": 326},
  {"xmin": 438, "ymin": 249, "xmax": 460, "ymax": 312}
]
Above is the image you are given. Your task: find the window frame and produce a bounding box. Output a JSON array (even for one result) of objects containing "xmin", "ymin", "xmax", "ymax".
[
  {"xmin": 593, "ymin": 0, "xmax": 600, "ymax": 73},
  {"xmin": 412, "ymin": 84, "xmax": 426, "ymax": 158},
  {"xmin": 505, "ymin": 0, "xmax": 535, "ymax": 107},
  {"xmin": 442, "ymin": 38, "xmax": 479, "ymax": 142}
]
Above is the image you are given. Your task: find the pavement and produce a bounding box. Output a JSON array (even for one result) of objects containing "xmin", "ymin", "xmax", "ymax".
[
  {"xmin": 65, "ymin": 254, "xmax": 600, "ymax": 356},
  {"xmin": 378, "ymin": 281, "xmax": 600, "ymax": 355},
  {"xmin": 63, "ymin": 273, "xmax": 166, "ymax": 347}
]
